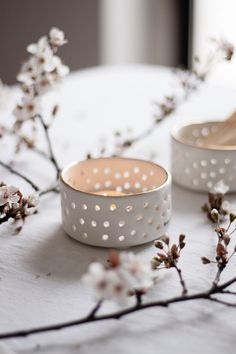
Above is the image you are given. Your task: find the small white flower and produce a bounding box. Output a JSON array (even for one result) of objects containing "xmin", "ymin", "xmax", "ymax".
[
  {"xmin": 83, "ymin": 252, "xmax": 154, "ymax": 301},
  {"xmin": 17, "ymin": 57, "xmax": 41, "ymax": 86},
  {"xmin": 54, "ymin": 56, "xmax": 70, "ymax": 77},
  {"xmin": 27, "ymin": 36, "xmax": 57, "ymax": 73},
  {"xmin": 211, "ymin": 208, "xmax": 219, "ymax": 217},
  {"xmin": 210, "ymin": 180, "xmax": 229, "ymax": 195},
  {"xmin": 13, "ymin": 97, "xmax": 41, "ymax": 121},
  {"xmin": 27, "ymin": 36, "xmax": 48, "ymax": 56},
  {"xmin": 119, "ymin": 252, "xmax": 154, "ymax": 291},
  {"xmin": 82, "ymin": 263, "xmax": 127, "ymax": 301},
  {"xmin": 0, "ymin": 185, "xmax": 20, "ymax": 206},
  {"xmin": 49, "ymin": 27, "xmax": 67, "ymax": 47}
]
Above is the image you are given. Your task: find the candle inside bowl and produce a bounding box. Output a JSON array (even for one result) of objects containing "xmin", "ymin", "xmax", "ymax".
[{"xmin": 95, "ymin": 190, "xmax": 127, "ymax": 196}]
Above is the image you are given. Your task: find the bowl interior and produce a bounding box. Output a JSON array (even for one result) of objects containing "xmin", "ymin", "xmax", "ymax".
[
  {"xmin": 172, "ymin": 121, "xmax": 236, "ymax": 150},
  {"xmin": 61, "ymin": 158, "xmax": 168, "ymax": 195}
]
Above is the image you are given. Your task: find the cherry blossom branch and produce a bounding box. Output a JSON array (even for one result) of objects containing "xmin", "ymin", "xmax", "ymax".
[
  {"xmin": 36, "ymin": 114, "xmax": 61, "ymax": 178},
  {"xmin": 0, "ymin": 160, "xmax": 58, "ymax": 199},
  {"xmin": 0, "ymin": 276, "xmax": 235, "ymax": 340},
  {"xmin": 0, "ymin": 160, "xmax": 40, "ymax": 192},
  {"xmin": 96, "ymin": 39, "xmax": 234, "ymax": 158},
  {"xmin": 39, "ymin": 185, "xmax": 59, "ymax": 197},
  {"xmin": 173, "ymin": 263, "xmax": 188, "ymax": 295}
]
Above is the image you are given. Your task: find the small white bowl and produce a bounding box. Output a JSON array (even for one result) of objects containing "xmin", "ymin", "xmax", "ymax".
[
  {"xmin": 171, "ymin": 121, "xmax": 236, "ymax": 192},
  {"xmin": 60, "ymin": 157, "xmax": 171, "ymax": 248}
]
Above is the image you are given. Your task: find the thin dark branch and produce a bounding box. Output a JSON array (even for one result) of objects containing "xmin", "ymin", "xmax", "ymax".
[
  {"xmin": 39, "ymin": 185, "xmax": 59, "ymax": 197},
  {"xmin": 173, "ymin": 263, "xmax": 188, "ymax": 295},
  {"xmin": 209, "ymin": 297, "xmax": 236, "ymax": 307},
  {"xmin": 211, "ymin": 266, "xmax": 224, "ymax": 290},
  {"xmin": 135, "ymin": 291, "xmax": 143, "ymax": 307},
  {"xmin": 36, "ymin": 115, "xmax": 60, "ymax": 178},
  {"xmin": 0, "ymin": 277, "xmax": 235, "ymax": 340},
  {"xmin": 87, "ymin": 300, "xmax": 103, "ymax": 319},
  {"xmin": 222, "ymin": 290, "xmax": 236, "ymax": 295},
  {"xmin": 0, "ymin": 160, "xmax": 40, "ymax": 192}
]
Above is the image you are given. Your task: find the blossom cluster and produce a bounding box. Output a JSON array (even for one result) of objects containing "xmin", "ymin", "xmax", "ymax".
[
  {"xmin": 151, "ymin": 234, "xmax": 185, "ymax": 269},
  {"xmin": 83, "ymin": 251, "xmax": 155, "ymax": 301},
  {"xmin": 0, "ymin": 182, "xmax": 39, "ymax": 232},
  {"xmin": 202, "ymin": 180, "xmax": 236, "ymax": 223},
  {"xmin": 13, "ymin": 27, "xmax": 69, "ymax": 123}
]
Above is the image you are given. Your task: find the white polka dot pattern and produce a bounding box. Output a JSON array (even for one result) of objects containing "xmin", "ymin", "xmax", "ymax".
[
  {"xmin": 60, "ymin": 158, "xmax": 171, "ymax": 248},
  {"xmin": 172, "ymin": 122, "xmax": 236, "ymax": 192}
]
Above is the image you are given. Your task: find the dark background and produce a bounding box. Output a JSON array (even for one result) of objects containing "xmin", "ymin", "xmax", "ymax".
[{"xmin": 0, "ymin": 0, "xmax": 190, "ymax": 84}]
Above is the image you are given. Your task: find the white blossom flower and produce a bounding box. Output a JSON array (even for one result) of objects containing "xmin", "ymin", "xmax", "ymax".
[
  {"xmin": 49, "ymin": 27, "xmax": 67, "ymax": 47},
  {"xmin": 119, "ymin": 252, "xmax": 154, "ymax": 291},
  {"xmin": 14, "ymin": 28, "xmax": 69, "ymax": 126},
  {"xmin": 83, "ymin": 263, "xmax": 128, "ymax": 301},
  {"xmin": 13, "ymin": 97, "xmax": 41, "ymax": 121},
  {"xmin": 17, "ymin": 57, "xmax": 42, "ymax": 86},
  {"xmin": 0, "ymin": 185, "xmax": 20, "ymax": 206},
  {"xmin": 211, "ymin": 208, "xmax": 219, "ymax": 217},
  {"xmin": 210, "ymin": 180, "xmax": 229, "ymax": 195},
  {"xmin": 83, "ymin": 252, "xmax": 154, "ymax": 301},
  {"xmin": 28, "ymin": 38, "xmax": 56, "ymax": 73},
  {"xmin": 53, "ymin": 56, "xmax": 70, "ymax": 77}
]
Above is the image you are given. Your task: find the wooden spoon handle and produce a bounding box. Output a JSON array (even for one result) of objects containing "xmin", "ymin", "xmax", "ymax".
[{"xmin": 201, "ymin": 111, "xmax": 236, "ymax": 147}]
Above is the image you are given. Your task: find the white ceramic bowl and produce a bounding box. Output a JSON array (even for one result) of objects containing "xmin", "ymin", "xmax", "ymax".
[
  {"xmin": 171, "ymin": 121, "xmax": 236, "ymax": 192},
  {"xmin": 60, "ymin": 157, "xmax": 171, "ymax": 248}
]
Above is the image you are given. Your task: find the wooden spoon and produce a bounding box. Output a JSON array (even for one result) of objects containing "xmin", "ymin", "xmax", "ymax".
[{"xmin": 201, "ymin": 111, "xmax": 236, "ymax": 147}]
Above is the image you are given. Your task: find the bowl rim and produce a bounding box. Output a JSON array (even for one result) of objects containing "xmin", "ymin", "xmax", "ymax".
[
  {"xmin": 171, "ymin": 120, "xmax": 236, "ymax": 151},
  {"xmin": 60, "ymin": 157, "xmax": 171, "ymax": 198}
]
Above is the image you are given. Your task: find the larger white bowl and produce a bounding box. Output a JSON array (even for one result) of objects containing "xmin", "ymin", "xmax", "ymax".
[
  {"xmin": 171, "ymin": 121, "xmax": 236, "ymax": 192},
  {"xmin": 60, "ymin": 157, "xmax": 171, "ymax": 248}
]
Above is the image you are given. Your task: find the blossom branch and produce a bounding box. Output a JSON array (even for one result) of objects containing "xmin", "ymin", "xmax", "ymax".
[
  {"xmin": 36, "ymin": 114, "xmax": 60, "ymax": 177},
  {"xmin": 38, "ymin": 185, "xmax": 59, "ymax": 197},
  {"xmin": 0, "ymin": 160, "xmax": 40, "ymax": 192},
  {"xmin": 152, "ymin": 235, "xmax": 187, "ymax": 295},
  {"xmin": 173, "ymin": 263, "xmax": 188, "ymax": 295},
  {"xmin": 94, "ymin": 39, "xmax": 234, "ymax": 158},
  {"xmin": 0, "ymin": 276, "xmax": 236, "ymax": 340}
]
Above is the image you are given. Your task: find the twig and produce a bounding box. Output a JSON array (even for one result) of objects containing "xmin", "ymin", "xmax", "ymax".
[
  {"xmin": 209, "ymin": 297, "xmax": 236, "ymax": 307},
  {"xmin": 87, "ymin": 299, "xmax": 103, "ymax": 319},
  {"xmin": 0, "ymin": 277, "xmax": 235, "ymax": 340},
  {"xmin": 109, "ymin": 40, "xmax": 235, "ymax": 157},
  {"xmin": 0, "ymin": 160, "xmax": 40, "ymax": 192},
  {"xmin": 211, "ymin": 266, "xmax": 225, "ymax": 290},
  {"xmin": 36, "ymin": 115, "xmax": 60, "ymax": 178},
  {"xmin": 222, "ymin": 290, "xmax": 236, "ymax": 295},
  {"xmin": 173, "ymin": 263, "xmax": 188, "ymax": 295},
  {"xmin": 39, "ymin": 185, "xmax": 59, "ymax": 197}
]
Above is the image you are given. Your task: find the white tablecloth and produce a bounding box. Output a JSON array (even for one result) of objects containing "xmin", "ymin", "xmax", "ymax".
[{"xmin": 0, "ymin": 65, "xmax": 236, "ymax": 354}]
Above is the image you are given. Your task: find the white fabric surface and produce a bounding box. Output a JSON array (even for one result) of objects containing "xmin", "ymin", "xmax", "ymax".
[{"xmin": 0, "ymin": 65, "xmax": 236, "ymax": 354}]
